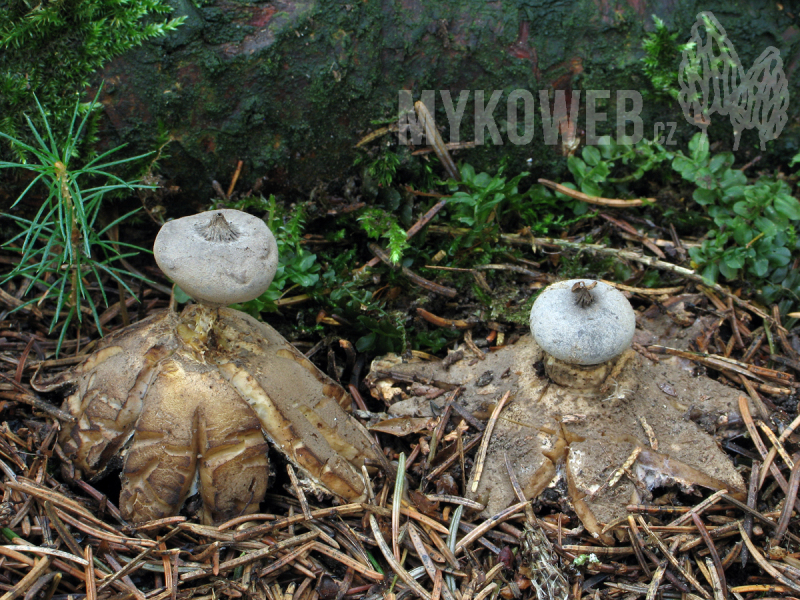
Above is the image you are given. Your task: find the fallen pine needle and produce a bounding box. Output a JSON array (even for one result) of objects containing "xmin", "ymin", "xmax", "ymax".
[
  {"xmin": 310, "ymin": 541, "xmax": 384, "ymax": 581},
  {"xmin": 738, "ymin": 522, "xmax": 800, "ymax": 594},
  {"xmin": 538, "ymin": 178, "xmax": 650, "ymax": 206},
  {"xmin": 470, "ymin": 390, "xmax": 511, "ymax": 493},
  {"xmin": 455, "ymin": 500, "xmax": 528, "ymax": 553},
  {"xmin": 370, "ymin": 514, "xmax": 432, "ymax": 600},
  {"xmin": 0, "ymin": 556, "xmax": 51, "ymax": 600}
]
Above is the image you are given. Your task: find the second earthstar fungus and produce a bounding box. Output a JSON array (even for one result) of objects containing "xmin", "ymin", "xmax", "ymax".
[{"xmin": 367, "ymin": 279, "xmax": 745, "ymax": 542}]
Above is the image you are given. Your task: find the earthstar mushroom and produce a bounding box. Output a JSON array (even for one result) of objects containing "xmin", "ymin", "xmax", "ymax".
[
  {"xmin": 37, "ymin": 210, "xmax": 378, "ymax": 524},
  {"xmin": 367, "ymin": 277, "xmax": 745, "ymax": 526},
  {"xmin": 529, "ymin": 279, "xmax": 636, "ymax": 389}
]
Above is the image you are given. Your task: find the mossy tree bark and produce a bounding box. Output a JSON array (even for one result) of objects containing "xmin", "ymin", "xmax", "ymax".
[{"xmin": 89, "ymin": 0, "xmax": 800, "ymax": 207}]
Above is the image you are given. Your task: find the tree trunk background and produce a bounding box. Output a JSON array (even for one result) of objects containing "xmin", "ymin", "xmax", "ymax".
[{"xmin": 90, "ymin": 0, "xmax": 800, "ymax": 208}]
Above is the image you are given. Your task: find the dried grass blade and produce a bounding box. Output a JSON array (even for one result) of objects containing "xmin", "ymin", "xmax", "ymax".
[
  {"xmin": 414, "ymin": 101, "xmax": 459, "ymax": 181},
  {"xmin": 393, "ymin": 452, "xmax": 406, "ymax": 563},
  {"xmin": 538, "ymin": 178, "xmax": 648, "ymax": 206}
]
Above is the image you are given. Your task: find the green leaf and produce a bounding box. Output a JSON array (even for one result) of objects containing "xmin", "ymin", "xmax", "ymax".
[
  {"xmin": 296, "ymin": 253, "xmax": 317, "ymax": 272},
  {"xmin": 585, "ymin": 160, "xmax": 610, "ymax": 182},
  {"xmin": 719, "ymin": 169, "xmax": 747, "ymax": 189},
  {"xmin": 709, "ymin": 152, "xmax": 734, "ymax": 174},
  {"xmin": 689, "ymin": 132, "xmax": 710, "ymax": 163},
  {"xmin": 173, "ymin": 285, "xmax": 192, "ymax": 304},
  {"xmin": 751, "ymin": 257, "xmax": 769, "ymax": 277},
  {"xmin": 769, "ymin": 246, "xmax": 792, "ymax": 267},
  {"xmin": 356, "ymin": 332, "xmax": 376, "ymax": 352},
  {"xmin": 724, "ymin": 252, "xmax": 744, "ymax": 270},
  {"xmin": 722, "ymin": 185, "xmax": 745, "ymax": 203},
  {"xmin": 719, "ymin": 260, "xmax": 739, "ymax": 280},
  {"xmin": 567, "ymin": 156, "xmax": 588, "ymax": 181},
  {"xmin": 580, "ymin": 180, "xmax": 603, "ymax": 198},
  {"xmin": 693, "ymin": 188, "xmax": 717, "ymax": 205},
  {"xmin": 460, "ymin": 163, "xmax": 476, "ymax": 182},
  {"xmin": 693, "ymin": 167, "xmax": 716, "ymax": 190},
  {"xmin": 672, "ymin": 155, "xmax": 696, "ymax": 179},
  {"xmin": 582, "ymin": 146, "xmax": 601, "ymax": 166},
  {"xmin": 754, "ymin": 216, "xmax": 778, "ymax": 237},
  {"xmin": 732, "ymin": 200, "xmax": 753, "ymax": 217},
  {"xmin": 701, "ymin": 262, "xmax": 719, "ymax": 284},
  {"xmin": 774, "ymin": 194, "xmax": 800, "ymax": 221}
]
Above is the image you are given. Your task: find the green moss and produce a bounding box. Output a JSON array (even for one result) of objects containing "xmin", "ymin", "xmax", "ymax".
[{"xmin": 0, "ymin": 0, "xmax": 184, "ymax": 157}]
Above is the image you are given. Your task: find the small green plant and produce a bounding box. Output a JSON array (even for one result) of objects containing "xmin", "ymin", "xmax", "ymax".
[
  {"xmin": 0, "ymin": 0, "xmax": 184, "ymax": 156},
  {"xmin": 573, "ymin": 553, "xmax": 599, "ymax": 567},
  {"xmin": 672, "ymin": 133, "xmax": 800, "ymax": 312},
  {"xmin": 354, "ymin": 148, "xmax": 401, "ymax": 188},
  {"xmin": 236, "ymin": 196, "xmax": 321, "ymax": 315},
  {"xmin": 358, "ymin": 207, "xmax": 409, "ymax": 264},
  {"xmin": 561, "ymin": 133, "xmax": 800, "ymax": 313},
  {"xmin": 444, "ymin": 163, "xmax": 576, "ymax": 261},
  {"xmin": 0, "ymin": 95, "xmax": 154, "ymax": 352},
  {"xmin": 566, "ymin": 136, "xmax": 668, "ymax": 200},
  {"xmin": 641, "ymin": 15, "xmax": 695, "ymax": 100}
]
